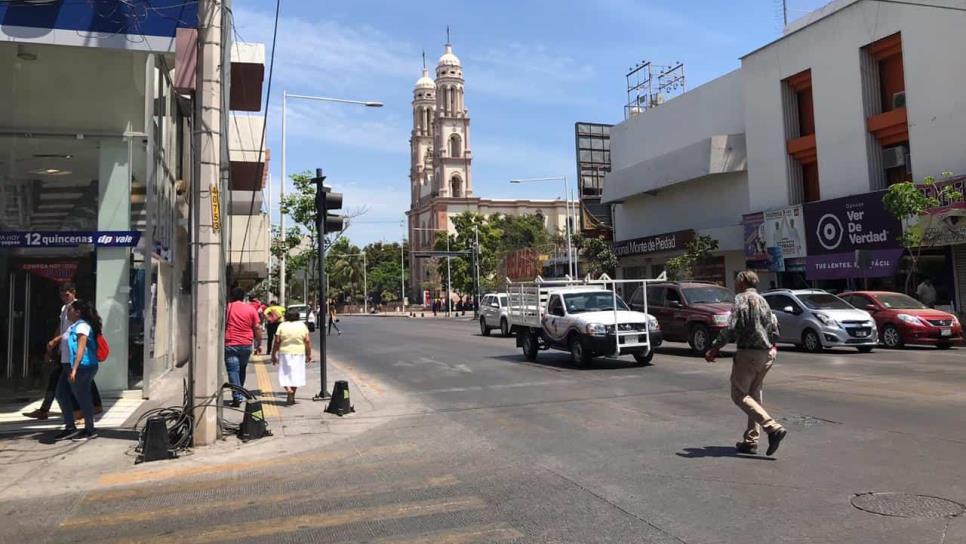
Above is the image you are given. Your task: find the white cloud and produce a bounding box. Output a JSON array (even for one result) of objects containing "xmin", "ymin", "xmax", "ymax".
[{"xmin": 466, "ymin": 42, "xmax": 597, "ymax": 105}]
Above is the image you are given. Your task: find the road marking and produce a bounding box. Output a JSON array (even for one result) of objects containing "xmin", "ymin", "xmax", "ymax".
[
  {"xmin": 104, "ymin": 496, "xmax": 488, "ymax": 544},
  {"xmin": 95, "ymin": 442, "xmax": 417, "ymax": 488},
  {"xmin": 62, "ymin": 474, "xmax": 460, "ymax": 529},
  {"xmin": 252, "ymin": 359, "xmax": 281, "ymax": 420},
  {"xmin": 372, "ymin": 523, "xmax": 524, "ymax": 544}
]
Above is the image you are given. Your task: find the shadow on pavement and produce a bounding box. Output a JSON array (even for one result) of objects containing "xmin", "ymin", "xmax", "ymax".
[
  {"xmin": 488, "ymin": 354, "xmax": 648, "ymax": 371},
  {"xmin": 676, "ymin": 446, "xmax": 775, "ymax": 461}
]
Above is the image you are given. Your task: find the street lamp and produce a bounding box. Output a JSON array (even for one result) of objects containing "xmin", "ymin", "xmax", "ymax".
[
  {"xmin": 277, "ymin": 90, "xmax": 383, "ymax": 304},
  {"xmin": 510, "ymin": 176, "xmax": 577, "ymax": 278},
  {"xmin": 412, "ymin": 226, "xmax": 453, "ymax": 315}
]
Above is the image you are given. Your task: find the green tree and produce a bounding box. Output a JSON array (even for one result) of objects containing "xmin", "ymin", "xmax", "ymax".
[
  {"xmin": 574, "ymin": 234, "xmax": 617, "ymax": 278},
  {"xmin": 882, "ymin": 172, "xmax": 961, "ymax": 293},
  {"xmin": 665, "ymin": 235, "xmax": 719, "ymax": 280}
]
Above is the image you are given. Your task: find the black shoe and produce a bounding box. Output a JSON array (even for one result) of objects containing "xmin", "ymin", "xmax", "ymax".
[
  {"xmin": 735, "ymin": 442, "xmax": 758, "ymax": 454},
  {"xmin": 766, "ymin": 428, "xmax": 787, "ymax": 456},
  {"xmin": 54, "ymin": 428, "xmax": 81, "ymax": 442},
  {"xmin": 230, "ymin": 399, "xmax": 242, "ymax": 408},
  {"xmin": 72, "ymin": 429, "xmax": 98, "ymax": 442}
]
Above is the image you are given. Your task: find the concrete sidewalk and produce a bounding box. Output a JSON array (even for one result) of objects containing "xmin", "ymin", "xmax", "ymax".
[{"xmin": 0, "ymin": 351, "xmax": 415, "ymax": 503}]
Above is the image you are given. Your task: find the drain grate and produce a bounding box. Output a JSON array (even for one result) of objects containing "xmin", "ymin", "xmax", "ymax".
[{"xmin": 851, "ymin": 492, "xmax": 965, "ymax": 519}]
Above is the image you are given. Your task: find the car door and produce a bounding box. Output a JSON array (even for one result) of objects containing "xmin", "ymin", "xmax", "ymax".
[
  {"xmin": 664, "ymin": 287, "xmax": 688, "ymax": 340},
  {"xmin": 765, "ymin": 294, "xmax": 800, "ymax": 343},
  {"xmin": 482, "ymin": 296, "xmax": 495, "ymax": 326},
  {"xmin": 647, "ymin": 286, "xmax": 673, "ymax": 339},
  {"xmin": 543, "ymin": 295, "xmax": 567, "ymax": 345}
]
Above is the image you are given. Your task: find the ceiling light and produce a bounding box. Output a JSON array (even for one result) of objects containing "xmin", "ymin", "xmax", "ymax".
[
  {"xmin": 33, "ymin": 153, "xmax": 73, "ymax": 159},
  {"xmin": 39, "ymin": 192, "xmax": 84, "ymax": 200},
  {"xmin": 29, "ymin": 168, "xmax": 71, "ymax": 176},
  {"xmin": 37, "ymin": 203, "xmax": 74, "ymax": 210},
  {"xmin": 16, "ymin": 45, "xmax": 37, "ymax": 61}
]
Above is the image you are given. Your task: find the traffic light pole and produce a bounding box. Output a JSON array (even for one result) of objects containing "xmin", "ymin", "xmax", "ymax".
[{"xmin": 313, "ymin": 182, "xmax": 330, "ymax": 401}]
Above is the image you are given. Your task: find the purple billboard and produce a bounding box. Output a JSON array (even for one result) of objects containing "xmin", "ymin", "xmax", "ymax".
[{"xmin": 803, "ymin": 191, "xmax": 904, "ymax": 280}]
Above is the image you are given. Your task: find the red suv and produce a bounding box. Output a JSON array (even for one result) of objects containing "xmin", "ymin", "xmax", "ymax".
[
  {"xmin": 840, "ymin": 291, "xmax": 963, "ymax": 349},
  {"xmin": 629, "ymin": 281, "xmax": 734, "ymax": 354}
]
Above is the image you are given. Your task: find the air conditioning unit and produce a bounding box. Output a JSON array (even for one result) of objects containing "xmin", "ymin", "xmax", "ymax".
[
  {"xmin": 883, "ymin": 146, "xmax": 906, "ymax": 170},
  {"xmin": 892, "ymin": 91, "xmax": 906, "ymax": 109}
]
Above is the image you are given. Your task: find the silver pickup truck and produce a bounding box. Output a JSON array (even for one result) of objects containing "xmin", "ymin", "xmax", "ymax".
[{"xmin": 506, "ymin": 278, "xmax": 662, "ymax": 366}]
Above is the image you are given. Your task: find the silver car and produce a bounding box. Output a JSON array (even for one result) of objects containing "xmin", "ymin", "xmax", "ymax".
[
  {"xmin": 479, "ymin": 293, "xmax": 510, "ymax": 336},
  {"xmin": 762, "ymin": 289, "xmax": 877, "ymax": 353}
]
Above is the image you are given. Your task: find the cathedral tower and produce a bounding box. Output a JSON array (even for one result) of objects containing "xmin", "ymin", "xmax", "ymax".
[
  {"xmin": 410, "ymin": 54, "xmax": 436, "ymax": 208},
  {"xmin": 433, "ymin": 40, "xmax": 472, "ymax": 198}
]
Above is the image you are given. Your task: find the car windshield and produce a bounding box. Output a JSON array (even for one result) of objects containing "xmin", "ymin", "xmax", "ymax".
[
  {"xmin": 874, "ymin": 293, "xmax": 926, "ymax": 310},
  {"xmin": 288, "ymin": 305, "xmax": 308, "ymax": 313},
  {"xmin": 563, "ymin": 292, "xmax": 629, "ymax": 313},
  {"xmin": 682, "ymin": 286, "xmax": 734, "ymax": 304},
  {"xmin": 798, "ymin": 294, "xmax": 853, "ymax": 310}
]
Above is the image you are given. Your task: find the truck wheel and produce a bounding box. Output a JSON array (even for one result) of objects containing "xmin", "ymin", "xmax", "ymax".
[
  {"xmin": 500, "ymin": 318, "xmax": 510, "ymax": 337},
  {"xmin": 522, "ymin": 332, "xmax": 539, "ymax": 361},
  {"xmin": 569, "ymin": 334, "xmax": 594, "ymax": 367},
  {"xmin": 689, "ymin": 325, "xmax": 711, "ymax": 355},
  {"xmin": 480, "ymin": 317, "xmax": 491, "ymax": 336},
  {"xmin": 633, "ymin": 350, "xmax": 654, "ymax": 366}
]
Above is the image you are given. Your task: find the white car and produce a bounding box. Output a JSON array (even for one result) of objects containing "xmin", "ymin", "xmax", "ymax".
[
  {"xmin": 479, "ymin": 293, "xmax": 510, "ymax": 336},
  {"xmin": 508, "ymin": 283, "xmax": 662, "ymax": 366}
]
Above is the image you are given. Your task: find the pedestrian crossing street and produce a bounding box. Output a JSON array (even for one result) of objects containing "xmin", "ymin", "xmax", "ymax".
[{"xmin": 49, "ymin": 442, "xmax": 525, "ymax": 544}]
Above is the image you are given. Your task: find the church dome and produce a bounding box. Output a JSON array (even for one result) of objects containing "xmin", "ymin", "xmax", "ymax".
[
  {"xmin": 437, "ymin": 43, "xmax": 461, "ymax": 68},
  {"xmin": 414, "ymin": 68, "xmax": 435, "ymax": 91}
]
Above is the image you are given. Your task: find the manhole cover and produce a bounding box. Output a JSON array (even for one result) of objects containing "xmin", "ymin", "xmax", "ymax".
[{"xmin": 851, "ymin": 492, "xmax": 965, "ymax": 519}]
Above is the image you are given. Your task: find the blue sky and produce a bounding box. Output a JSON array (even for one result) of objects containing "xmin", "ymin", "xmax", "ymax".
[{"xmin": 233, "ymin": 0, "xmax": 830, "ymax": 245}]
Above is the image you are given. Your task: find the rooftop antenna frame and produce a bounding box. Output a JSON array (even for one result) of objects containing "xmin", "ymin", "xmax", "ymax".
[{"xmin": 624, "ymin": 60, "xmax": 686, "ymax": 119}]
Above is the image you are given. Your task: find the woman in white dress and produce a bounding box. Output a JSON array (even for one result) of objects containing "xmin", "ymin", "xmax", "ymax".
[{"xmin": 271, "ymin": 308, "xmax": 312, "ymax": 405}]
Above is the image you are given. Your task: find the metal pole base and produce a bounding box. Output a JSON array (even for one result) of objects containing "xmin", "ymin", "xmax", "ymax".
[{"xmin": 312, "ymin": 391, "xmax": 332, "ymax": 401}]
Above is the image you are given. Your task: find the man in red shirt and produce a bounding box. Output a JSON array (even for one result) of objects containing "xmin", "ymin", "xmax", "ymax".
[{"xmin": 224, "ymin": 287, "xmax": 262, "ymax": 407}]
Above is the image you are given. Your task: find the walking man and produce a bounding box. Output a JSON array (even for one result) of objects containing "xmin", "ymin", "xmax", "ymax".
[
  {"xmin": 263, "ymin": 300, "xmax": 285, "ymax": 353},
  {"xmin": 327, "ymin": 299, "xmax": 342, "ymax": 336},
  {"xmin": 224, "ymin": 288, "xmax": 262, "ymax": 407},
  {"xmin": 705, "ymin": 270, "xmax": 788, "ymax": 456}
]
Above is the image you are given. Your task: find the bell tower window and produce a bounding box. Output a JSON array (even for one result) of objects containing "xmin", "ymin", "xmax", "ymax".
[
  {"xmin": 449, "ymin": 134, "xmax": 462, "ymax": 158},
  {"xmin": 450, "ymin": 175, "xmax": 462, "ymax": 198}
]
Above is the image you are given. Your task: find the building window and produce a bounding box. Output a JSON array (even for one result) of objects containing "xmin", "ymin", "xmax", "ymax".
[
  {"xmin": 783, "ymin": 69, "xmax": 819, "ymax": 203},
  {"xmin": 450, "ymin": 175, "xmax": 462, "ymax": 198},
  {"xmin": 449, "ymin": 134, "xmax": 462, "ymax": 158},
  {"xmin": 862, "ymin": 33, "xmax": 909, "ymax": 189}
]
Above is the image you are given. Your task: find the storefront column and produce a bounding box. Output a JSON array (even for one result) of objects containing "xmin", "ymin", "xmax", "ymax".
[{"xmin": 96, "ymin": 139, "xmax": 131, "ymax": 392}]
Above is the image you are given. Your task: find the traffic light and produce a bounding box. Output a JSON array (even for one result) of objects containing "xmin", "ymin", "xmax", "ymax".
[{"xmin": 311, "ymin": 168, "xmax": 344, "ymax": 234}]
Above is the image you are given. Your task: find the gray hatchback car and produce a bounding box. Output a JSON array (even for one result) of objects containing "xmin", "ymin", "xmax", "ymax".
[{"xmin": 762, "ymin": 289, "xmax": 877, "ymax": 353}]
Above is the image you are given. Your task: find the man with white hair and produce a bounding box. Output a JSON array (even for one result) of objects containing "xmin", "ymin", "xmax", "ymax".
[{"xmin": 706, "ymin": 270, "xmax": 788, "ymax": 456}]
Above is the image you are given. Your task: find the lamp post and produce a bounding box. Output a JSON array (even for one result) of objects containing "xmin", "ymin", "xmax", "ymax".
[
  {"xmin": 278, "ymin": 91, "xmax": 382, "ymax": 304},
  {"xmin": 412, "ymin": 226, "xmax": 452, "ymax": 315},
  {"xmin": 510, "ymin": 176, "xmax": 576, "ymax": 278}
]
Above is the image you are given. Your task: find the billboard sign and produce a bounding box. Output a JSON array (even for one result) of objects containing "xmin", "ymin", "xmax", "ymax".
[
  {"xmin": 613, "ymin": 230, "xmax": 694, "ymax": 258},
  {"xmin": 743, "ymin": 205, "xmax": 806, "ymax": 271}
]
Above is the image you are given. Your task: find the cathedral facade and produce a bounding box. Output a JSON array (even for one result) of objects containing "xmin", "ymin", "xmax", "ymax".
[{"xmin": 406, "ymin": 41, "xmax": 570, "ymax": 304}]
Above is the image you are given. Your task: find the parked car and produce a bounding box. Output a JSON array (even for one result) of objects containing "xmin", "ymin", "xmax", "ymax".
[
  {"xmin": 840, "ymin": 291, "xmax": 963, "ymax": 349},
  {"xmin": 286, "ymin": 303, "xmax": 316, "ymax": 332},
  {"xmin": 628, "ymin": 281, "xmax": 734, "ymax": 355},
  {"xmin": 762, "ymin": 289, "xmax": 877, "ymax": 353},
  {"xmin": 479, "ymin": 292, "xmax": 510, "ymax": 336}
]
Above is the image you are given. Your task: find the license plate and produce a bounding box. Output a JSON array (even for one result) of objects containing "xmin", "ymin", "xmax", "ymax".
[
  {"xmin": 941, "ymin": 328, "xmax": 952, "ymax": 337},
  {"xmin": 854, "ymin": 330, "xmax": 868, "ymax": 337},
  {"xmin": 624, "ymin": 335, "xmax": 639, "ymax": 344}
]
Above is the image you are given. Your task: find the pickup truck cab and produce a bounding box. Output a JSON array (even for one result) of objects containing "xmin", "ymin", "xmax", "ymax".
[{"xmin": 508, "ymin": 279, "xmax": 662, "ymax": 366}]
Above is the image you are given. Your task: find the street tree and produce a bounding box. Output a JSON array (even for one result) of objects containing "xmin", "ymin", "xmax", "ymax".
[
  {"xmin": 574, "ymin": 234, "xmax": 617, "ymax": 278},
  {"xmin": 665, "ymin": 235, "xmax": 719, "ymax": 281},
  {"xmin": 882, "ymin": 172, "xmax": 961, "ymax": 293}
]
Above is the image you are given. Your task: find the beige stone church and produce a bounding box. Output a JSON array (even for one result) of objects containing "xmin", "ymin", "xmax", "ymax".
[{"xmin": 406, "ymin": 40, "xmax": 570, "ymax": 302}]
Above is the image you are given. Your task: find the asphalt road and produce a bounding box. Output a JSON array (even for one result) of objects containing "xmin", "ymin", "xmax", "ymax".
[{"xmin": 14, "ymin": 316, "xmax": 965, "ymax": 544}]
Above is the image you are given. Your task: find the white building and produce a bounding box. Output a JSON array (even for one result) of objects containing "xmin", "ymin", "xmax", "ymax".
[
  {"xmin": 406, "ymin": 41, "xmax": 570, "ymax": 301},
  {"xmin": 603, "ymin": 70, "xmax": 749, "ymax": 287},
  {"xmin": 604, "ymin": 0, "xmax": 966, "ymax": 307}
]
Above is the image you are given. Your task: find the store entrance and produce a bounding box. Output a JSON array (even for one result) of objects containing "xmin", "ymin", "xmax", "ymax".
[{"xmin": 0, "ymin": 251, "xmax": 93, "ymax": 401}]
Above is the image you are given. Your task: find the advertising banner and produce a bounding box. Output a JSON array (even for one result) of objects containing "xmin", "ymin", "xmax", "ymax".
[
  {"xmin": 16, "ymin": 262, "xmax": 79, "ymax": 284},
  {"xmin": 803, "ymin": 191, "xmax": 903, "ymax": 279},
  {"xmin": 0, "ymin": 231, "xmax": 141, "ymax": 248},
  {"xmin": 743, "ymin": 205, "xmax": 806, "ymax": 271},
  {"xmin": 613, "ymin": 230, "xmax": 694, "ymax": 258}
]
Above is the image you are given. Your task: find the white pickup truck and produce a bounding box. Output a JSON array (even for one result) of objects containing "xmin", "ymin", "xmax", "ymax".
[{"xmin": 506, "ymin": 278, "xmax": 662, "ymax": 366}]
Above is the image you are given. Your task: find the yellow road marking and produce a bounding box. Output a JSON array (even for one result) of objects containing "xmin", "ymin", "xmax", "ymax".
[
  {"xmin": 106, "ymin": 496, "xmax": 488, "ymax": 544},
  {"xmin": 372, "ymin": 524, "xmax": 524, "ymax": 544},
  {"xmin": 62, "ymin": 475, "xmax": 460, "ymax": 529},
  {"xmin": 252, "ymin": 359, "xmax": 281, "ymax": 420},
  {"xmin": 96, "ymin": 442, "xmax": 417, "ymax": 488}
]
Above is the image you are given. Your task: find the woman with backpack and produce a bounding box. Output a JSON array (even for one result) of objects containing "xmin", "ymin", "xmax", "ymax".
[{"xmin": 51, "ymin": 299, "xmax": 104, "ymax": 441}]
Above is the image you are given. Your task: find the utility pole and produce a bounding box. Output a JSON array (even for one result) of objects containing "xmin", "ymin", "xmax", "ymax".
[
  {"xmin": 192, "ymin": 0, "xmax": 225, "ymax": 446},
  {"xmin": 473, "ymin": 223, "xmax": 481, "ymax": 319}
]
